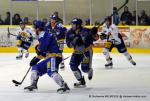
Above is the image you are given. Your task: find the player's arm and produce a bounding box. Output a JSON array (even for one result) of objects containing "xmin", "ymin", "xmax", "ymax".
[
  {"xmin": 89, "ymin": 27, "xmax": 99, "ymax": 42},
  {"xmin": 26, "ymin": 29, "xmax": 34, "ymax": 43},
  {"xmin": 16, "ymin": 29, "xmax": 22, "ymax": 47},
  {"xmin": 66, "ymin": 30, "xmax": 74, "ymax": 48},
  {"xmin": 30, "ymin": 35, "xmax": 50, "ymax": 66},
  {"xmin": 36, "ymin": 35, "xmax": 50, "ymax": 58},
  {"xmin": 99, "ymin": 24, "xmax": 108, "ymax": 40}
]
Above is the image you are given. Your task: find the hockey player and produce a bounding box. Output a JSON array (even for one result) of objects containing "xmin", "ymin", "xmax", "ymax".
[
  {"xmin": 16, "ymin": 21, "xmax": 33, "ymax": 59},
  {"xmin": 66, "ymin": 18, "xmax": 99, "ymax": 88},
  {"xmin": 24, "ymin": 20, "xmax": 70, "ymax": 94},
  {"xmin": 45, "ymin": 15, "xmax": 66, "ymax": 70},
  {"xmin": 100, "ymin": 16, "xmax": 136, "ymax": 69}
]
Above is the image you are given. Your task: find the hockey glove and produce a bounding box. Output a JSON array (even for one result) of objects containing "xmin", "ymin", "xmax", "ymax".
[
  {"xmin": 35, "ymin": 44, "xmax": 46, "ymax": 57},
  {"xmin": 100, "ymin": 33, "xmax": 107, "ymax": 40},
  {"xmin": 35, "ymin": 44, "xmax": 40, "ymax": 55},
  {"xmin": 73, "ymin": 36, "xmax": 83, "ymax": 46},
  {"xmin": 30, "ymin": 56, "xmax": 40, "ymax": 66},
  {"xmin": 104, "ymin": 41, "xmax": 112, "ymax": 49}
]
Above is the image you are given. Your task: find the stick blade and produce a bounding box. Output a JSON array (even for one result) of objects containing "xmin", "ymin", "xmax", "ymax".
[{"xmin": 12, "ymin": 80, "xmax": 21, "ymax": 85}]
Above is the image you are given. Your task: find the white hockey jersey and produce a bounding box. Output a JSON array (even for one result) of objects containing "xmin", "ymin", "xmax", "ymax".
[
  {"xmin": 16, "ymin": 27, "xmax": 34, "ymax": 42},
  {"xmin": 102, "ymin": 23, "xmax": 121, "ymax": 44}
]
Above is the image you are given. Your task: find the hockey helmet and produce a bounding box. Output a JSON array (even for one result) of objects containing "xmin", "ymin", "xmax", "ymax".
[
  {"xmin": 105, "ymin": 16, "xmax": 112, "ymax": 23},
  {"xmin": 20, "ymin": 21, "xmax": 25, "ymax": 25},
  {"xmin": 50, "ymin": 15, "xmax": 57, "ymax": 20},
  {"xmin": 71, "ymin": 18, "xmax": 83, "ymax": 26},
  {"xmin": 34, "ymin": 20, "xmax": 45, "ymax": 29}
]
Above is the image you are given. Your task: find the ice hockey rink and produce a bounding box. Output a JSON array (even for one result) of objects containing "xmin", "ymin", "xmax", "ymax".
[{"xmin": 0, "ymin": 53, "xmax": 150, "ymax": 101}]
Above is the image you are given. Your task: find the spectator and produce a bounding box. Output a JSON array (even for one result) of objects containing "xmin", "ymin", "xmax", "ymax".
[
  {"xmin": 53, "ymin": 11, "xmax": 63, "ymax": 24},
  {"xmin": 132, "ymin": 11, "xmax": 136, "ymax": 21},
  {"xmin": 121, "ymin": 6, "xmax": 132, "ymax": 25},
  {"xmin": 149, "ymin": 15, "xmax": 150, "ymax": 25},
  {"xmin": 112, "ymin": 7, "xmax": 120, "ymax": 25},
  {"xmin": 4, "ymin": 12, "xmax": 11, "ymax": 25},
  {"xmin": 23, "ymin": 17, "xmax": 31, "ymax": 25},
  {"xmin": 139, "ymin": 10, "xmax": 149, "ymax": 25},
  {"xmin": 0, "ymin": 15, "xmax": 4, "ymax": 25},
  {"xmin": 131, "ymin": 11, "xmax": 136, "ymax": 25},
  {"xmin": 12, "ymin": 13, "xmax": 22, "ymax": 25},
  {"xmin": 95, "ymin": 20, "xmax": 99, "ymax": 26},
  {"xmin": 85, "ymin": 18, "xmax": 90, "ymax": 25}
]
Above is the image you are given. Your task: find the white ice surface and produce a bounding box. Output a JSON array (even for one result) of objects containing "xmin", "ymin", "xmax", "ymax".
[{"xmin": 0, "ymin": 53, "xmax": 150, "ymax": 101}]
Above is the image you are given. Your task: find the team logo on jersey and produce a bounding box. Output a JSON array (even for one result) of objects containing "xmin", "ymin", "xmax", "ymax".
[{"xmin": 20, "ymin": 32, "xmax": 28, "ymax": 38}]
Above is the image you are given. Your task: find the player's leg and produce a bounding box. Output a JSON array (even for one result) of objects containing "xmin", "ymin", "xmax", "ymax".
[
  {"xmin": 103, "ymin": 41, "xmax": 113, "ymax": 69},
  {"xmin": 81, "ymin": 49, "xmax": 93, "ymax": 80},
  {"xmin": 24, "ymin": 59, "xmax": 49, "ymax": 91},
  {"xmin": 16, "ymin": 47, "xmax": 23, "ymax": 59},
  {"xmin": 47, "ymin": 57, "xmax": 70, "ymax": 93},
  {"xmin": 123, "ymin": 51, "xmax": 136, "ymax": 65},
  {"xmin": 59, "ymin": 41, "xmax": 65, "ymax": 70},
  {"xmin": 116, "ymin": 35, "xmax": 136, "ymax": 66},
  {"xmin": 24, "ymin": 42, "xmax": 32, "ymax": 58},
  {"xmin": 59, "ymin": 54, "xmax": 65, "ymax": 70},
  {"xmin": 16, "ymin": 40, "xmax": 23, "ymax": 59},
  {"xmin": 70, "ymin": 53, "xmax": 86, "ymax": 88}
]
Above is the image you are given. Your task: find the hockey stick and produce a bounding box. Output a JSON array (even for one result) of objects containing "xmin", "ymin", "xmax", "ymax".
[
  {"xmin": 12, "ymin": 66, "xmax": 31, "ymax": 86},
  {"xmin": 12, "ymin": 56, "xmax": 70, "ymax": 86},
  {"xmin": 7, "ymin": 27, "xmax": 17, "ymax": 38}
]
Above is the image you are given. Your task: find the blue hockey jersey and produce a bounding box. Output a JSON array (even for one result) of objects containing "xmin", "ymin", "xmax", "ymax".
[
  {"xmin": 66, "ymin": 27, "xmax": 94, "ymax": 53},
  {"xmin": 37, "ymin": 31, "xmax": 61, "ymax": 57},
  {"xmin": 44, "ymin": 22, "xmax": 66, "ymax": 41}
]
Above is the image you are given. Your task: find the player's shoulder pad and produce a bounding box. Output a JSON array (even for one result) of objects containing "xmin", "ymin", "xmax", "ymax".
[
  {"xmin": 102, "ymin": 23, "xmax": 107, "ymax": 27},
  {"xmin": 57, "ymin": 23, "xmax": 64, "ymax": 28},
  {"xmin": 39, "ymin": 31, "xmax": 45, "ymax": 39},
  {"xmin": 45, "ymin": 22, "xmax": 50, "ymax": 27},
  {"xmin": 110, "ymin": 24, "xmax": 117, "ymax": 30},
  {"xmin": 111, "ymin": 24, "xmax": 117, "ymax": 28}
]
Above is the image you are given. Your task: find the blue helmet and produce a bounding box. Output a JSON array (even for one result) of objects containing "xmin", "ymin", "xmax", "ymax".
[
  {"xmin": 50, "ymin": 15, "xmax": 57, "ymax": 20},
  {"xmin": 71, "ymin": 18, "xmax": 82, "ymax": 26},
  {"xmin": 34, "ymin": 20, "xmax": 45, "ymax": 29}
]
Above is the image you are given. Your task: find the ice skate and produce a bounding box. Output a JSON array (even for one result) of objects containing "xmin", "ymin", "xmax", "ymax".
[
  {"xmin": 88, "ymin": 68, "xmax": 93, "ymax": 80},
  {"xmin": 130, "ymin": 60, "xmax": 136, "ymax": 66},
  {"xmin": 74, "ymin": 76, "xmax": 86, "ymax": 88},
  {"xmin": 24, "ymin": 79, "xmax": 38, "ymax": 91},
  {"xmin": 25, "ymin": 52, "xmax": 29, "ymax": 58},
  {"xmin": 24, "ymin": 84, "xmax": 38, "ymax": 91},
  {"xmin": 16, "ymin": 55, "xmax": 23, "ymax": 60},
  {"xmin": 57, "ymin": 83, "xmax": 70, "ymax": 94},
  {"xmin": 105, "ymin": 62, "xmax": 113, "ymax": 69}
]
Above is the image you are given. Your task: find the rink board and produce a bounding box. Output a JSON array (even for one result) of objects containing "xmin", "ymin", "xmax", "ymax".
[{"xmin": 0, "ymin": 47, "xmax": 150, "ymax": 53}]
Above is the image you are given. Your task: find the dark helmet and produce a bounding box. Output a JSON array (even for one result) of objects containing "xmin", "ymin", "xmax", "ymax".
[
  {"xmin": 105, "ymin": 16, "xmax": 112, "ymax": 22},
  {"xmin": 34, "ymin": 20, "xmax": 45, "ymax": 29},
  {"xmin": 20, "ymin": 21, "xmax": 25, "ymax": 25},
  {"xmin": 90, "ymin": 27, "xmax": 98, "ymax": 35},
  {"xmin": 50, "ymin": 15, "xmax": 57, "ymax": 20},
  {"xmin": 71, "ymin": 18, "xmax": 83, "ymax": 26},
  {"xmin": 105, "ymin": 16, "xmax": 112, "ymax": 24}
]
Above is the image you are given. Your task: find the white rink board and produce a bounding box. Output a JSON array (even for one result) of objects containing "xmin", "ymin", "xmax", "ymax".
[{"xmin": 0, "ymin": 53, "xmax": 150, "ymax": 101}]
